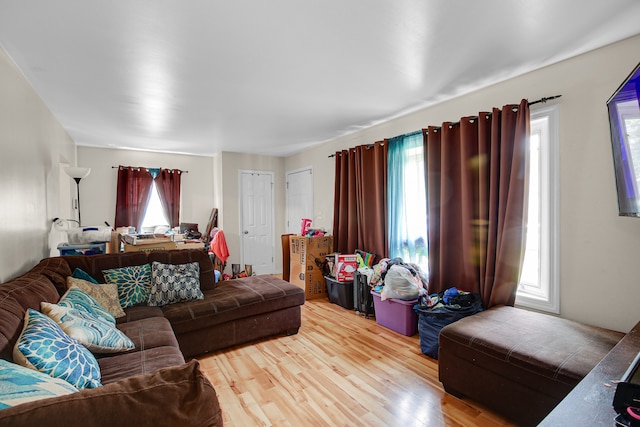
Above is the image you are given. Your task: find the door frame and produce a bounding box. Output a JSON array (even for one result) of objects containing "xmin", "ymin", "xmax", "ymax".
[{"xmin": 238, "ymin": 169, "xmax": 275, "ymax": 272}]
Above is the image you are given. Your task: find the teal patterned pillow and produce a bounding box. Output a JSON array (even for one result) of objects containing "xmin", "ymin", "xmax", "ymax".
[
  {"xmin": 148, "ymin": 261, "xmax": 204, "ymax": 307},
  {"xmin": 41, "ymin": 302, "xmax": 135, "ymax": 354},
  {"xmin": 71, "ymin": 268, "xmax": 99, "ymax": 284},
  {"xmin": 103, "ymin": 264, "xmax": 151, "ymax": 308},
  {"xmin": 58, "ymin": 287, "xmax": 115, "ymax": 325},
  {"xmin": 0, "ymin": 359, "xmax": 78, "ymax": 409},
  {"xmin": 13, "ymin": 309, "xmax": 102, "ymax": 389}
]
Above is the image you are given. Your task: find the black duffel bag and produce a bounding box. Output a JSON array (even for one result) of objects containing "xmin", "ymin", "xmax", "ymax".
[{"xmin": 413, "ymin": 291, "xmax": 483, "ymax": 359}]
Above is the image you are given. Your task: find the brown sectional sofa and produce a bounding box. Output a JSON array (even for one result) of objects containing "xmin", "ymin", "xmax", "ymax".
[{"xmin": 0, "ymin": 249, "xmax": 306, "ymax": 426}]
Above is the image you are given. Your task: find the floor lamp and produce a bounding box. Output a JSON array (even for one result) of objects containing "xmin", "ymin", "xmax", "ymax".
[{"xmin": 65, "ymin": 167, "xmax": 91, "ymax": 226}]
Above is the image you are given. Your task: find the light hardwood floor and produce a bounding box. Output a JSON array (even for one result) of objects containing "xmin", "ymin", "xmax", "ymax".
[{"xmin": 197, "ymin": 298, "xmax": 516, "ymax": 427}]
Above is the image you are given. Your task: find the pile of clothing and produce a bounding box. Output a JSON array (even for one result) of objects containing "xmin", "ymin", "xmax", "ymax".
[{"xmin": 358, "ymin": 256, "xmax": 428, "ymax": 301}]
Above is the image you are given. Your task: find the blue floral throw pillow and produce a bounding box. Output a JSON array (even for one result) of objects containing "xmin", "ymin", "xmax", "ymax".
[
  {"xmin": 13, "ymin": 309, "xmax": 102, "ymax": 389},
  {"xmin": 103, "ymin": 264, "xmax": 151, "ymax": 308},
  {"xmin": 148, "ymin": 261, "xmax": 204, "ymax": 307},
  {"xmin": 0, "ymin": 359, "xmax": 78, "ymax": 409},
  {"xmin": 41, "ymin": 302, "xmax": 135, "ymax": 354},
  {"xmin": 58, "ymin": 287, "xmax": 115, "ymax": 325}
]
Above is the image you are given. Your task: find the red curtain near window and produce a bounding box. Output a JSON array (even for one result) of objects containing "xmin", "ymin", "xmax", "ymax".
[
  {"xmin": 114, "ymin": 166, "xmax": 153, "ymax": 232},
  {"xmin": 155, "ymin": 169, "xmax": 182, "ymax": 228},
  {"xmin": 426, "ymin": 99, "xmax": 530, "ymax": 308},
  {"xmin": 332, "ymin": 141, "xmax": 388, "ymax": 259}
]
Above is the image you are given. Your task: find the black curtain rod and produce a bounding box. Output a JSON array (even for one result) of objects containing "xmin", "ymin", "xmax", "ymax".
[
  {"xmin": 327, "ymin": 95, "xmax": 562, "ymax": 157},
  {"xmin": 111, "ymin": 166, "xmax": 188, "ymax": 173}
]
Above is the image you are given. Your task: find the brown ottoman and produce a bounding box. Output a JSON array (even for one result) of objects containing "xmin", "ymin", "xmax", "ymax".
[{"xmin": 438, "ymin": 305, "xmax": 623, "ymax": 426}]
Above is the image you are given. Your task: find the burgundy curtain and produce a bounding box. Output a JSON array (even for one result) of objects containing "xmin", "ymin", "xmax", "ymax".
[
  {"xmin": 426, "ymin": 99, "xmax": 530, "ymax": 308},
  {"xmin": 155, "ymin": 169, "xmax": 182, "ymax": 228},
  {"xmin": 333, "ymin": 141, "xmax": 388, "ymax": 259},
  {"xmin": 114, "ymin": 166, "xmax": 153, "ymax": 232}
]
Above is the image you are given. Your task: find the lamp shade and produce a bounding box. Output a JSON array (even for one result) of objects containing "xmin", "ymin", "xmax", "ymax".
[{"xmin": 64, "ymin": 167, "xmax": 91, "ymax": 180}]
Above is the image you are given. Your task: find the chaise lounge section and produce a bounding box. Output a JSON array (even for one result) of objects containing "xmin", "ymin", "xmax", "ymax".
[{"xmin": 438, "ymin": 305, "xmax": 624, "ymax": 426}]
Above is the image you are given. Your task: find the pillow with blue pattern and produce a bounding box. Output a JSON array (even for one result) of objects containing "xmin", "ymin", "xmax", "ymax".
[
  {"xmin": 102, "ymin": 264, "xmax": 151, "ymax": 308},
  {"xmin": 71, "ymin": 268, "xmax": 99, "ymax": 284},
  {"xmin": 58, "ymin": 287, "xmax": 115, "ymax": 325},
  {"xmin": 0, "ymin": 359, "xmax": 78, "ymax": 409},
  {"xmin": 13, "ymin": 309, "xmax": 102, "ymax": 389},
  {"xmin": 41, "ymin": 302, "xmax": 135, "ymax": 354},
  {"xmin": 148, "ymin": 261, "xmax": 204, "ymax": 307}
]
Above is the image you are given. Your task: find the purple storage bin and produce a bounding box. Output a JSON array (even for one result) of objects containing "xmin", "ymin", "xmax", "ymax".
[{"xmin": 371, "ymin": 291, "xmax": 418, "ymax": 336}]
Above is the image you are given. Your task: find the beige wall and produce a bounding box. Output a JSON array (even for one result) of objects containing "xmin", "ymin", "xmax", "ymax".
[
  {"xmin": 77, "ymin": 146, "xmax": 215, "ymax": 236},
  {"xmin": 3, "ymin": 32, "xmax": 640, "ymax": 332},
  {"xmin": 285, "ymin": 34, "xmax": 640, "ymax": 333},
  {"xmin": 0, "ymin": 45, "xmax": 75, "ymax": 282}
]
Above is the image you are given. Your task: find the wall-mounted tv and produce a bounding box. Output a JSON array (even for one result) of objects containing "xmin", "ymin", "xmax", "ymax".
[{"xmin": 608, "ymin": 62, "xmax": 640, "ymax": 217}]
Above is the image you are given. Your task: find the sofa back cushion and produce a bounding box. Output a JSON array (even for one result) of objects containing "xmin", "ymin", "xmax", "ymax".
[
  {"xmin": 0, "ymin": 272, "xmax": 60, "ymax": 361},
  {"xmin": 147, "ymin": 250, "xmax": 216, "ymax": 291},
  {"xmin": 61, "ymin": 252, "xmax": 149, "ymax": 285}
]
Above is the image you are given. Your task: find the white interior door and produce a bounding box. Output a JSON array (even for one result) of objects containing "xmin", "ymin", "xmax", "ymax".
[
  {"xmin": 286, "ymin": 167, "xmax": 313, "ymax": 234},
  {"xmin": 240, "ymin": 171, "xmax": 275, "ymax": 274}
]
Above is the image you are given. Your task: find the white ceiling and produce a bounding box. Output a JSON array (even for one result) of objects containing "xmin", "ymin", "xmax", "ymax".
[{"xmin": 1, "ymin": 1, "xmax": 640, "ymax": 157}]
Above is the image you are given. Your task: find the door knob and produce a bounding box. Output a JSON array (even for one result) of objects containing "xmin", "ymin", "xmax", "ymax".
[{"xmin": 243, "ymin": 230, "xmax": 249, "ymax": 234}]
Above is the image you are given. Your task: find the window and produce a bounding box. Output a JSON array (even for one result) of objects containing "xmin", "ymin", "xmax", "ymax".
[
  {"xmin": 515, "ymin": 105, "xmax": 560, "ymax": 313},
  {"xmin": 141, "ymin": 181, "xmax": 169, "ymax": 232},
  {"xmin": 388, "ymin": 133, "xmax": 428, "ymax": 274}
]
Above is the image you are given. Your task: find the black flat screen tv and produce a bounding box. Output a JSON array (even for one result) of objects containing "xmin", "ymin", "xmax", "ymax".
[{"xmin": 608, "ymin": 62, "xmax": 640, "ymax": 217}]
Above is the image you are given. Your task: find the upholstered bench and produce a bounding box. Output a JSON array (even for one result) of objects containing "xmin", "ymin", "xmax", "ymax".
[{"xmin": 438, "ymin": 305, "xmax": 624, "ymax": 426}]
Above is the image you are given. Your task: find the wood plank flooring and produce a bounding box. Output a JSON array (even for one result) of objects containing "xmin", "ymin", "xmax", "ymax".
[{"xmin": 196, "ymin": 298, "xmax": 516, "ymax": 427}]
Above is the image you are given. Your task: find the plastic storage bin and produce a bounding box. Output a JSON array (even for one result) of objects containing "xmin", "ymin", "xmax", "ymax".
[
  {"xmin": 371, "ymin": 291, "xmax": 418, "ymax": 336},
  {"xmin": 58, "ymin": 242, "xmax": 107, "ymax": 256},
  {"xmin": 325, "ymin": 276, "xmax": 354, "ymax": 309}
]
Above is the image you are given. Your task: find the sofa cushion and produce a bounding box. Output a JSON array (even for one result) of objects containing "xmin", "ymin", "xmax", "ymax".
[
  {"xmin": 0, "ymin": 360, "xmax": 222, "ymax": 427},
  {"xmin": 0, "ymin": 272, "xmax": 61, "ymax": 361},
  {"xmin": 13, "ymin": 309, "xmax": 102, "ymax": 389},
  {"xmin": 40, "ymin": 302, "xmax": 135, "ymax": 354},
  {"xmin": 148, "ymin": 261, "xmax": 204, "ymax": 307},
  {"xmin": 103, "ymin": 264, "xmax": 151, "ymax": 308},
  {"xmin": 61, "ymin": 252, "xmax": 149, "ymax": 284},
  {"xmin": 116, "ymin": 317, "xmax": 179, "ymax": 351},
  {"xmin": 162, "ymin": 274, "xmax": 305, "ymax": 335},
  {"xmin": 30, "ymin": 257, "xmax": 74, "ymax": 296},
  {"xmin": 97, "ymin": 346, "xmax": 185, "ymax": 384},
  {"xmin": 148, "ymin": 249, "xmax": 217, "ymax": 291},
  {"xmin": 116, "ymin": 305, "xmax": 165, "ymax": 324},
  {"xmin": 58, "ymin": 287, "xmax": 115, "ymax": 325},
  {"xmin": 0, "ymin": 359, "xmax": 78, "ymax": 409},
  {"xmin": 67, "ymin": 277, "xmax": 126, "ymax": 318}
]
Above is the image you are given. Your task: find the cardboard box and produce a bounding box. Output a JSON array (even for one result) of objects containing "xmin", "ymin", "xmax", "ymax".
[
  {"xmin": 124, "ymin": 239, "xmax": 177, "ymax": 253},
  {"xmin": 289, "ymin": 236, "xmax": 333, "ymax": 299},
  {"xmin": 334, "ymin": 254, "xmax": 358, "ymax": 282}
]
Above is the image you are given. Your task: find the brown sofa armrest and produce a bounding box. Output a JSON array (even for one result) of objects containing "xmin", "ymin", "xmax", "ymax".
[{"xmin": 0, "ymin": 360, "xmax": 222, "ymax": 427}]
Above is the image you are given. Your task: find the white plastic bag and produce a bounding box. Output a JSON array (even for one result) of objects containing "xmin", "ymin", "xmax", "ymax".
[{"xmin": 381, "ymin": 265, "xmax": 421, "ymax": 301}]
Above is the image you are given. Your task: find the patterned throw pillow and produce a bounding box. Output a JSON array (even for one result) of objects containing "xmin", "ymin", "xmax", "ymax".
[
  {"xmin": 148, "ymin": 261, "xmax": 204, "ymax": 307},
  {"xmin": 67, "ymin": 277, "xmax": 126, "ymax": 318},
  {"xmin": 58, "ymin": 287, "xmax": 115, "ymax": 325},
  {"xmin": 0, "ymin": 359, "xmax": 78, "ymax": 409},
  {"xmin": 71, "ymin": 268, "xmax": 99, "ymax": 284},
  {"xmin": 41, "ymin": 302, "xmax": 135, "ymax": 354},
  {"xmin": 13, "ymin": 309, "xmax": 102, "ymax": 389},
  {"xmin": 103, "ymin": 264, "xmax": 151, "ymax": 308}
]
